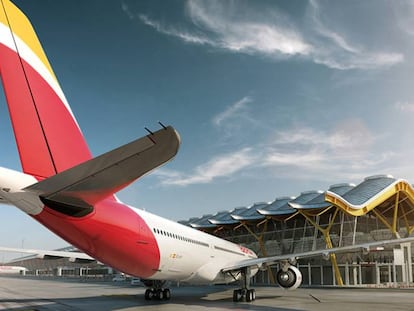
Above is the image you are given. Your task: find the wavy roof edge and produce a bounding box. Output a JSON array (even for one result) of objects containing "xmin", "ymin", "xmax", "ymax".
[
  {"xmin": 326, "ymin": 179, "xmax": 414, "ymax": 216},
  {"xmin": 178, "ymin": 175, "xmax": 414, "ymax": 226},
  {"xmin": 289, "ymin": 201, "xmax": 331, "ymax": 210}
]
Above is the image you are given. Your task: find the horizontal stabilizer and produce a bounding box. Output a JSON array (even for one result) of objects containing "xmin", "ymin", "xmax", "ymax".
[{"xmin": 25, "ymin": 126, "xmax": 180, "ymax": 216}]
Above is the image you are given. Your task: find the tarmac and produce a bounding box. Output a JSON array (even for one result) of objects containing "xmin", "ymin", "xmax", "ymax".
[{"xmin": 0, "ymin": 276, "xmax": 414, "ymax": 311}]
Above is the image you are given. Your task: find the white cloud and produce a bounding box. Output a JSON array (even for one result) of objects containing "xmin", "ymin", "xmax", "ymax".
[
  {"xmin": 153, "ymin": 119, "xmax": 396, "ymax": 186},
  {"xmin": 157, "ymin": 148, "xmax": 256, "ymax": 186},
  {"xmin": 121, "ymin": 2, "xmax": 135, "ymax": 20},
  {"xmin": 395, "ymin": 101, "xmax": 414, "ymax": 113},
  {"xmin": 312, "ymin": 50, "xmax": 403, "ymax": 71},
  {"xmin": 393, "ymin": 2, "xmax": 414, "ymax": 36},
  {"xmin": 186, "ymin": 0, "xmax": 311, "ymax": 56},
  {"xmin": 138, "ymin": 14, "xmax": 213, "ymax": 45},
  {"xmin": 129, "ymin": 0, "xmax": 403, "ymax": 70},
  {"xmin": 264, "ymin": 151, "xmax": 324, "ymax": 169},
  {"xmin": 212, "ymin": 96, "xmax": 252, "ymax": 127},
  {"xmin": 307, "ymin": 0, "xmax": 404, "ymax": 70},
  {"xmin": 271, "ymin": 120, "xmax": 375, "ymax": 153},
  {"xmin": 211, "ymin": 96, "xmax": 266, "ymax": 144},
  {"xmin": 135, "ymin": 1, "xmax": 311, "ymax": 59},
  {"xmin": 259, "ymin": 119, "xmax": 395, "ymax": 181}
]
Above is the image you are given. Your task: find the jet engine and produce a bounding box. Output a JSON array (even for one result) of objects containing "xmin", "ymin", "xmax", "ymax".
[{"xmin": 276, "ymin": 265, "xmax": 302, "ymax": 290}]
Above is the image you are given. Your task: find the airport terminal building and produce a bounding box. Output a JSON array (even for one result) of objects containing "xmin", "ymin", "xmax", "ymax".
[
  {"xmin": 4, "ymin": 174, "xmax": 414, "ymax": 287},
  {"xmin": 180, "ymin": 174, "xmax": 414, "ymax": 287}
]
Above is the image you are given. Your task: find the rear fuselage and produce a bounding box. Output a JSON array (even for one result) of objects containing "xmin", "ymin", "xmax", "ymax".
[{"xmin": 0, "ymin": 167, "xmax": 258, "ymax": 284}]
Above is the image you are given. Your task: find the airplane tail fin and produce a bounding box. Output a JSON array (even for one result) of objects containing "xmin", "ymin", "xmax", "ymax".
[{"xmin": 0, "ymin": 0, "xmax": 91, "ymax": 179}]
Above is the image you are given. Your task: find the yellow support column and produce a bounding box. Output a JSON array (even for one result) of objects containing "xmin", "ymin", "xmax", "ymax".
[
  {"xmin": 371, "ymin": 209, "xmax": 399, "ymax": 237},
  {"xmin": 400, "ymin": 204, "xmax": 414, "ymax": 234},
  {"xmin": 392, "ymin": 192, "xmax": 400, "ymax": 234},
  {"xmin": 238, "ymin": 221, "xmax": 276, "ymax": 284},
  {"xmin": 298, "ymin": 208, "xmax": 344, "ymax": 286},
  {"xmin": 323, "ymin": 232, "xmax": 343, "ymax": 286}
]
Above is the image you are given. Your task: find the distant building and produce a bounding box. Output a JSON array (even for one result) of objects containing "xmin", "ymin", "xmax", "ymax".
[{"xmin": 180, "ymin": 175, "xmax": 414, "ymax": 286}]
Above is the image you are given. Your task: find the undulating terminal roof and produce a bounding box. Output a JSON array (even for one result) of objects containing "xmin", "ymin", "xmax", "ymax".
[
  {"xmin": 325, "ymin": 175, "xmax": 407, "ymax": 216},
  {"xmin": 231, "ymin": 202, "xmax": 267, "ymax": 222},
  {"xmin": 180, "ymin": 175, "xmax": 414, "ymax": 235},
  {"xmin": 188, "ymin": 214, "xmax": 216, "ymax": 229},
  {"xmin": 209, "ymin": 208, "xmax": 245, "ymax": 226},
  {"xmin": 256, "ymin": 196, "xmax": 295, "ymax": 219},
  {"xmin": 289, "ymin": 183, "xmax": 355, "ymax": 211}
]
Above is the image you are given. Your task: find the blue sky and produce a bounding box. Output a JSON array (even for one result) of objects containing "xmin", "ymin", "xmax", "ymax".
[{"xmin": 1, "ymin": 0, "xmax": 414, "ymax": 260}]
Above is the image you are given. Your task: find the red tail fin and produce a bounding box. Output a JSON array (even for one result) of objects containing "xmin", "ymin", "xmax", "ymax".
[{"xmin": 0, "ymin": 0, "xmax": 91, "ymax": 178}]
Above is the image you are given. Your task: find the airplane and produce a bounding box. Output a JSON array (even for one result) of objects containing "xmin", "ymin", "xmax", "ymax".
[
  {"xmin": 0, "ymin": 265, "xmax": 27, "ymax": 275},
  {"xmin": 0, "ymin": 0, "xmax": 414, "ymax": 303}
]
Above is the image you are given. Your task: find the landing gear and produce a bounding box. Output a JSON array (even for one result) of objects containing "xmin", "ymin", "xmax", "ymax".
[
  {"xmin": 233, "ymin": 288, "xmax": 256, "ymax": 302},
  {"xmin": 144, "ymin": 288, "xmax": 171, "ymax": 300},
  {"xmin": 246, "ymin": 288, "xmax": 256, "ymax": 302},
  {"xmin": 232, "ymin": 267, "xmax": 256, "ymax": 302},
  {"xmin": 142, "ymin": 280, "xmax": 171, "ymax": 301}
]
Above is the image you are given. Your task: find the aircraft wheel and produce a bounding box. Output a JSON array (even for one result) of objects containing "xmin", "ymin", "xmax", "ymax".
[
  {"xmin": 163, "ymin": 288, "xmax": 171, "ymax": 300},
  {"xmin": 233, "ymin": 289, "xmax": 242, "ymax": 302},
  {"xmin": 246, "ymin": 289, "xmax": 254, "ymax": 302},
  {"xmin": 247, "ymin": 289, "xmax": 256, "ymax": 301},
  {"xmin": 144, "ymin": 289, "xmax": 153, "ymax": 300},
  {"xmin": 156, "ymin": 289, "xmax": 164, "ymax": 300}
]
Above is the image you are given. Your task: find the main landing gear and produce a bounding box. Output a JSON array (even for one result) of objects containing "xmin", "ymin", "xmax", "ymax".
[
  {"xmin": 142, "ymin": 280, "xmax": 171, "ymax": 301},
  {"xmin": 232, "ymin": 267, "xmax": 256, "ymax": 302},
  {"xmin": 233, "ymin": 288, "xmax": 256, "ymax": 302}
]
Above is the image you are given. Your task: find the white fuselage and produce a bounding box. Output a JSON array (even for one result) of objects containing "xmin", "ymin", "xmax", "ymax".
[{"xmin": 139, "ymin": 207, "xmax": 258, "ymax": 283}]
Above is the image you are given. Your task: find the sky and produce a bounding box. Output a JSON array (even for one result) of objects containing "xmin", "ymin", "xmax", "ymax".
[{"xmin": 1, "ymin": 0, "xmax": 414, "ymax": 261}]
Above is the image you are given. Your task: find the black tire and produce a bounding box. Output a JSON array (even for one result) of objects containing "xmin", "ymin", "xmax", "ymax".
[
  {"xmin": 246, "ymin": 289, "xmax": 253, "ymax": 302},
  {"xmin": 233, "ymin": 289, "xmax": 242, "ymax": 302},
  {"xmin": 157, "ymin": 289, "xmax": 164, "ymax": 300},
  {"xmin": 144, "ymin": 289, "xmax": 153, "ymax": 301},
  {"xmin": 233, "ymin": 290, "xmax": 238, "ymax": 302},
  {"xmin": 163, "ymin": 288, "xmax": 171, "ymax": 300}
]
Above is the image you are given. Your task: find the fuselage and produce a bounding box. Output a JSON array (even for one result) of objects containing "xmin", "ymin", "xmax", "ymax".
[
  {"xmin": 0, "ymin": 167, "xmax": 258, "ymax": 284},
  {"xmin": 0, "ymin": 266, "xmax": 27, "ymax": 274}
]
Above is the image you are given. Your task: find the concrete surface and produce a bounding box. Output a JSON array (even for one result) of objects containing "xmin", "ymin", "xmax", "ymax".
[{"xmin": 0, "ymin": 276, "xmax": 413, "ymax": 310}]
